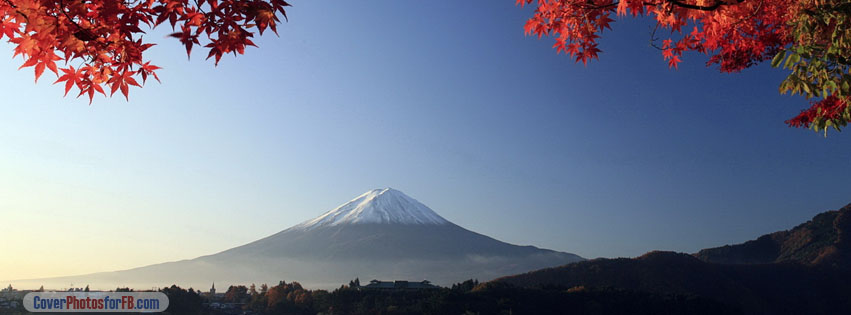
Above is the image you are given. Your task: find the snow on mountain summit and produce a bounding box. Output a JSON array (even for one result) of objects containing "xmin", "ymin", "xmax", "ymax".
[{"xmin": 295, "ymin": 188, "xmax": 450, "ymax": 229}]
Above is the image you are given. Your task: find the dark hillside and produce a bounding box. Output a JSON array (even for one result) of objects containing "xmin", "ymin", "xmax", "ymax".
[
  {"xmin": 495, "ymin": 203, "xmax": 851, "ymax": 315},
  {"xmin": 695, "ymin": 204, "xmax": 850, "ymax": 265}
]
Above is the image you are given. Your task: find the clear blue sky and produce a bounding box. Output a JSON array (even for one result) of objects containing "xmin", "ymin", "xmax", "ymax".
[{"xmin": 1, "ymin": 0, "xmax": 849, "ymax": 280}]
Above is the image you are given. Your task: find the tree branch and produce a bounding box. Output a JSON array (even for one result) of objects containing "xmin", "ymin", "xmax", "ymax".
[
  {"xmin": 3, "ymin": 0, "xmax": 29, "ymax": 22},
  {"xmin": 669, "ymin": 0, "xmax": 747, "ymax": 11},
  {"xmin": 574, "ymin": 0, "xmax": 750, "ymax": 13}
]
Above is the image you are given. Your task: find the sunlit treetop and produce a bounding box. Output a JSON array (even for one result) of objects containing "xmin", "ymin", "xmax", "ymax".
[
  {"xmin": 519, "ymin": 0, "xmax": 851, "ymax": 134},
  {"xmin": 0, "ymin": 0, "xmax": 289, "ymax": 102}
]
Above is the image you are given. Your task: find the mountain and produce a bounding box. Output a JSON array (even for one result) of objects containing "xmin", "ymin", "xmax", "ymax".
[
  {"xmin": 493, "ymin": 203, "xmax": 851, "ymax": 314},
  {"xmin": 218, "ymin": 188, "xmax": 580, "ymax": 262},
  {"xmin": 695, "ymin": 203, "xmax": 851, "ymax": 266},
  {"xmin": 13, "ymin": 188, "xmax": 583, "ymax": 289},
  {"xmin": 294, "ymin": 188, "xmax": 450, "ymax": 228}
]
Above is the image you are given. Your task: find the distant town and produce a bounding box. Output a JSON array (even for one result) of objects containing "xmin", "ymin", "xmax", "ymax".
[{"xmin": 0, "ymin": 279, "xmax": 461, "ymax": 315}]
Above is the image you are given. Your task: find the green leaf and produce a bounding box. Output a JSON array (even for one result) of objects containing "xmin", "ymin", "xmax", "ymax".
[
  {"xmin": 784, "ymin": 53, "xmax": 800, "ymax": 69},
  {"xmin": 771, "ymin": 51, "xmax": 786, "ymax": 68}
]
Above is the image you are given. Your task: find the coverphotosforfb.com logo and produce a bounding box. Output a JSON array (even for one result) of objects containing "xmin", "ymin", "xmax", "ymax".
[{"xmin": 23, "ymin": 292, "xmax": 168, "ymax": 313}]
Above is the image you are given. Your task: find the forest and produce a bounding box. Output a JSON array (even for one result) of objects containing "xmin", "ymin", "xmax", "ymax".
[{"xmin": 157, "ymin": 279, "xmax": 736, "ymax": 315}]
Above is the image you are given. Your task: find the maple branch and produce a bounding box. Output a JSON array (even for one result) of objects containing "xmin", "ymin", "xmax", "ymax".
[
  {"xmin": 575, "ymin": 0, "xmax": 750, "ymax": 12},
  {"xmin": 193, "ymin": 0, "xmax": 208, "ymax": 15},
  {"xmin": 649, "ymin": 23, "xmax": 663, "ymax": 50},
  {"xmin": 579, "ymin": 1, "xmax": 617, "ymax": 10},
  {"xmin": 668, "ymin": 0, "xmax": 747, "ymax": 11},
  {"xmin": 3, "ymin": 0, "xmax": 29, "ymax": 22},
  {"xmin": 643, "ymin": 0, "xmax": 759, "ymax": 51},
  {"xmin": 733, "ymin": 0, "xmax": 764, "ymax": 24},
  {"xmin": 58, "ymin": 0, "xmax": 96, "ymax": 41}
]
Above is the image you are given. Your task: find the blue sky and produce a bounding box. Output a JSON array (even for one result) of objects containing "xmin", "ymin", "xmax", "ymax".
[{"xmin": 1, "ymin": 0, "xmax": 849, "ymax": 280}]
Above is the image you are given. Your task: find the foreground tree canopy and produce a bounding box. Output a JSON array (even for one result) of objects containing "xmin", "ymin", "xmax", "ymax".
[
  {"xmin": 2, "ymin": 0, "xmax": 848, "ymax": 133},
  {"xmin": 519, "ymin": 0, "xmax": 851, "ymax": 133},
  {"xmin": 0, "ymin": 0, "xmax": 289, "ymax": 101}
]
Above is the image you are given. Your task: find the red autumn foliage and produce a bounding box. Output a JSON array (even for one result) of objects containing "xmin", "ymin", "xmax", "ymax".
[
  {"xmin": 517, "ymin": 0, "xmax": 849, "ymax": 130},
  {"xmin": 0, "ymin": 0, "xmax": 289, "ymax": 102},
  {"xmin": 787, "ymin": 96, "xmax": 850, "ymax": 129},
  {"xmin": 518, "ymin": 0, "xmax": 795, "ymax": 71}
]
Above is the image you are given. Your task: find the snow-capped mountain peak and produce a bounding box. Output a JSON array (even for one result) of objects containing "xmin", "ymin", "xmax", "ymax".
[{"xmin": 295, "ymin": 188, "xmax": 450, "ymax": 229}]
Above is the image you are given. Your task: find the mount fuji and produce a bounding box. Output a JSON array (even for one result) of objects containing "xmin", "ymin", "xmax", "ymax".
[
  {"xmin": 15, "ymin": 188, "xmax": 583, "ymax": 289},
  {"xmin": 295, "ymin": 188, "xmax": 450, "ymax": 228}
]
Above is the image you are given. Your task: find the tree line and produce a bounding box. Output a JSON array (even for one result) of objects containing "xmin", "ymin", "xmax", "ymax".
[{"xmin": 159, "ymin": 278, "xmax": 737, "ymax": 315}]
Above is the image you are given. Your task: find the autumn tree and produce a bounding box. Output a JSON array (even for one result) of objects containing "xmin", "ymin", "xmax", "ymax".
[
  {"xmin": 519, "ymin": 0, "xmax": 851, "ymax": 134},
  {"xmin": 223, "ymin": 284, "xmax": 249, "ymax": 303},
  {"xmin": 160, "ymin": 285, "xmax": 203, "ymax": 314},
  {"xmin": 0, "ymin": 0, "xmax": 289, "ymax": 101}
]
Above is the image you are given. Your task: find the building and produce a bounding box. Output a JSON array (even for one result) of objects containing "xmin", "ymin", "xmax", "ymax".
[
  {"xmin": 202, "ymin": 283, "xmax": 225, "ymax": 300},
  {"xmin": 0, "ymin": 297, "xmax": 20, "ymax": 310},
  {"xmin": 360, "ymin": 280, "xmax": 440, "ymax": 290}
]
